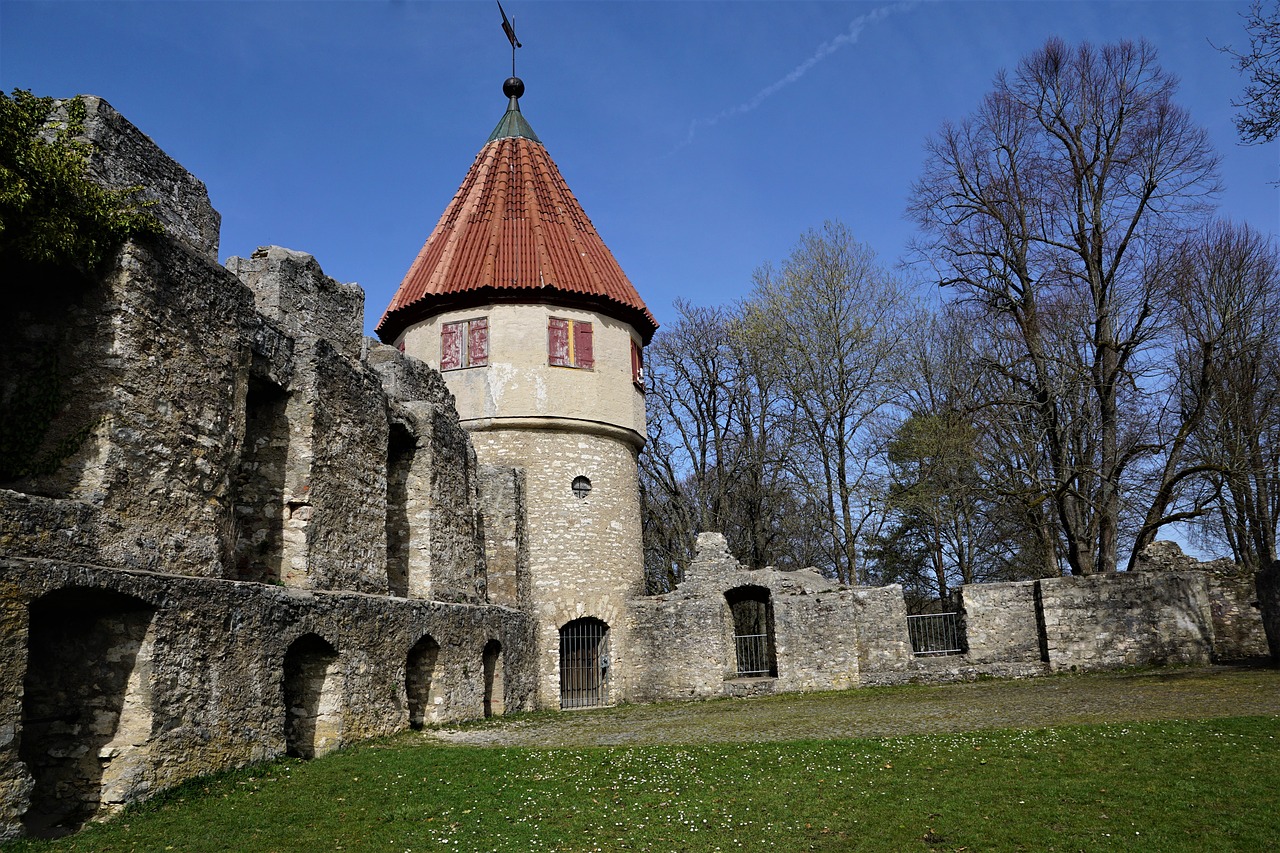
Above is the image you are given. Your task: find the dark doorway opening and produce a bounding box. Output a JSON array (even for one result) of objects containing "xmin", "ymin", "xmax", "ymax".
[
  {"xmin": 726, "ymin": 585, "xmax": 778, "ymax": 677},
  {"xmin": 482, "ymin": 640, "xmax": 504, "ymax": 718},
  {"xmin": 559, "ymin": 617, "xmax": 610, "ymax": 709}
]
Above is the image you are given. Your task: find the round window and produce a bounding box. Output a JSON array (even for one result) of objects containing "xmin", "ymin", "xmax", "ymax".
[{"xmin": 571, "ymin": 476, "xmax": 592, "ymax": 500}]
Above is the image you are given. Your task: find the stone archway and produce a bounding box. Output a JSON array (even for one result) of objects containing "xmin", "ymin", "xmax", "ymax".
[
  {"xmin": 282, "ymin": 634, "xmax": 342, "ymax": 759},
  {"xmin": 725, "ymin": 585, "xmax": 778, "ymax": 678},
  {"xmin": 482, "ymin": 640, "xmax": 504, "ymax": 718},
  {"xmin": 406, "ymin": 635, "xmax": 440, "ymax": 729},
  {"xmin": 20, "ymin": 587, "xmax": 156, "ymax": 837},
  {"xmin": 559, "ymin": 617, "xmax": 610, "ymax": 709}
]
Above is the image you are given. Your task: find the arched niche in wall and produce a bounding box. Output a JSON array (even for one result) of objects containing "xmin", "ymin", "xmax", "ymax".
[{"xmin": 20, "ymin": 586, "xmax": 157, "ymax": 837}]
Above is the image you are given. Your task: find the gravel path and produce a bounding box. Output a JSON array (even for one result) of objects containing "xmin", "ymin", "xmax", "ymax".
[{"xmin": 422, "ymin": 664, "xmax": 1280, "ymax": 748}]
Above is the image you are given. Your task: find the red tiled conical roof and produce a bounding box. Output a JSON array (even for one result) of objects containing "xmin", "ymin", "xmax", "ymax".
[{"xmin": 376, "ymin": 92, "xmax": 657, "ymax": 344}]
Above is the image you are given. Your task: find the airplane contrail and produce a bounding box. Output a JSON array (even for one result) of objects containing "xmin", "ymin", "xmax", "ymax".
[{"xmin": 680, "ymin": 1, "xmax": 919, "ymax": 148}]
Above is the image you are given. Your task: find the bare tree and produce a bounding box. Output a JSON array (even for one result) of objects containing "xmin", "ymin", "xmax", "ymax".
[
  {"xmin": 744, "ymin": 221, "xmax": 915, "ymax": 584},
  {"xmin": 1220, "ymin": 1, "xmax": 1280, "ymax": 144},
  {"xmin": 1177, "ymin": 221, "xmax": 1280, "ymax": 573},
  {"xmin": 639, "ymin": 300, "xmax": 814, "ymax": 589},
  {"xmin": 909, "ymin": 38, "xmax": 1221, "ymax": 575}
]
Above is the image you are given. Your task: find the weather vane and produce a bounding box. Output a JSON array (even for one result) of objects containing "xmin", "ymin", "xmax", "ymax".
[{"xmin": 497, "ymin": 0, "xmax": 521, "ymax": 78}]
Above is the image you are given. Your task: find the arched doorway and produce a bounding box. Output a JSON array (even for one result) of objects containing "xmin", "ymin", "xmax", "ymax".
[
  {"xmin": 559, "ymin": 617, "xmax": 610, "ymax": 709},
  {"xmin": 283, "ymin": 634, "xmax": 341, "ymax": 758},
  {"xmin": 20, "ymin": 587, "xmax": 156, "ymax": 837},
  {"xmin": 406, "ymin": 635, "xmax": 440, "ymax": 729},
  {"xmin": 482, "ymin": 640, "xmax": 504, "ymax": 718},
  {"xmin": 725, "ymin": 585, "xmax": 778, "ymax": 678}
]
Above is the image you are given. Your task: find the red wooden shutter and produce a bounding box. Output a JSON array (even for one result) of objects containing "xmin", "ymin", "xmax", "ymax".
[
  {"xmin": 548, "ymin": 317, "xmax": 570, "ymax": 366},
  {"xmin": 631, "ymin": 340, "xmax": 643, "ymax": 386},
  {"xmin": 468, "ymin": 317, "xmax": 489, "ymax": 366},
  {"xmin": 440, "ymin": 322, "xmax": 462, "ymax": 370},
  {"xmin": 574, "ymin": 321, "xmax": 594, "ymax": 369}
]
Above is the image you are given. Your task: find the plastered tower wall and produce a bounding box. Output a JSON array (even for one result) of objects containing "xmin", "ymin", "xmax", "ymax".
[
  {"xmin": 470, "ymin": 427, "xmax": 645, "ymax": 708},
  {"xmin": 401, "ymin": 301, "xmax": 648, "ymax": 709},
  {"xmin": 403, "ymin": 304, "xmax": 646, "ymax": 435}
]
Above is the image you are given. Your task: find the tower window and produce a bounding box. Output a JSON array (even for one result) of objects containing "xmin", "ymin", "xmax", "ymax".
[
  {"xmin": 631, "ymin": 339, "xmax": 644, "ymax": 388},
  {"xmin": 548, "ymin": 317, "xmax": 593, "ymax": 369},
  {"xmin": 440, "ymin": 318, "xmax": 489, "ymax": 370},
  {"xmin": 571, "ymin": 476, "xmax": 592, "ymax": 499}
]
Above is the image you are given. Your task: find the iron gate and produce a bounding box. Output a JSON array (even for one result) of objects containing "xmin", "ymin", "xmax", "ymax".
[
  {"xmin": 733, "ymin": 633, "xmax": 772, "ymax": 676},
  {"xmin": 560, "ymin": 617, "xmax": 609, "ymax": 709}
]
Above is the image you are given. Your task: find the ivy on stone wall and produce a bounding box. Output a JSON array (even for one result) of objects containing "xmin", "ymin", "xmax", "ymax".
[
  {"xmin": 0, "ymin": 88, "xmax": 158, "ymax": 273},
  {"xmin": 0, "ymin": 89, "xmax": 156, "ymax": 482}
]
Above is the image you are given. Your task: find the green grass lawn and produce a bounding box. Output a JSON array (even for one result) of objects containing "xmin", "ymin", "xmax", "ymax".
[{"xmin": 10, "ymin": 715, "xmax": 1278, "ymax": 852}]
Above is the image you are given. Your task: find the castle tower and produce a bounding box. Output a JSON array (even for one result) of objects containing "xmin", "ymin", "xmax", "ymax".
[{"xmin": 377, "ymin": 77, "xmax": 657, "ymax": 710}]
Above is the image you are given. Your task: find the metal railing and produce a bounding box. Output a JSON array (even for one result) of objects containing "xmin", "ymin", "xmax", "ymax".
[
  {"xmin": 733, "ymin": 633, "xmax": 773, "ymax": 676},
  {"xmin": 906, "ymin": 612, "xmax": 963, "ymax": 656}
]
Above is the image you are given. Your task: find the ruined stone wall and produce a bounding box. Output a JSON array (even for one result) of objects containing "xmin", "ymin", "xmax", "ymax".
[
  {"xmin": 477, "ymin": 464, "xmax": 527, "ymax": 609},
  {"xmin": 629, "ymin": 535, "xmax": 1265, "ymax": 701},
  {"xmin": 627, "ymin": 534, "xmax": 916, "ymax": 701},
  {"xmin": 0, "ymin": 98, "xmax": 530, "ymax": 839},
  {"xmin": 0, "ymin": 557, "xmax": 534, "ymax": 840},
  {"xmin": 45, "ymin": 95, "xmax": 221, "ymax": 262},
  {"xmin": 1036, "ymin": 572, "xmax": 1215, "ymax": 671},
  {"xmin": 959, "ymin": 581, "xmax": 1043, "ymax": 665},
  {"xmin": 1134, "ymin": 541, "xmax": 1268, "ymax": 660},
  {"xmin": 2, "ymin": 237, "xmax": 255, "ymax": 576},
  {"xmin": 366, "ymin": 344, "xmax": 489, "ymax": 604}
]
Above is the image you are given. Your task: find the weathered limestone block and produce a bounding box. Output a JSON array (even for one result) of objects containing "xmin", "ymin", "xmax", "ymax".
[
  {"xmin": 626, "ymin": 595, "xmax": 726, "ymax": 702},
  {"xmin": 364, "ymin": 339, "xmax": 455, "ymax": 410},
  {"xmin": 773, "ymin": 589, "xmax": 863, "ymax": 692},
  {"xmin": 630, "ymin": 537, "xmax": 915, "ymax": 699},
  {"xmin": 683, "ymin": 532, "xmax": 738, "ymax": 582},
  {"xmin": 959, "ymin": 581, "xmax": 1043, "ymax": 665},
  {"xmin": 1134, "ymin": 541, "xmax": 1268, "ymax": 661},
  {"xmin": 226, "ymin": 247, "xmax": 363, "ymax": 362},
  {"xmin": 3, "ymin": 237, "xmax": 254, "ymax": 577},
  {"xmin": 847, "ymin": 584, "xmax": 913, "ymax": 677},
  {"xmin": 478, "ymin": 464, "xmax": 527, "ymax": 609},
  {"xmin": 46, "ymin": 95, "xmax": 220, "ymax": 261},
  {"xmin": 306, "ymin": 340, "xmax": 391, "ymax": 593}
]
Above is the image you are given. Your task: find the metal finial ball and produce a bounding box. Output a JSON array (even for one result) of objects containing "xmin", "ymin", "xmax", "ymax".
[{"xmin": 503, "ymin": 77, "xmax": 525, "ymax": 99}]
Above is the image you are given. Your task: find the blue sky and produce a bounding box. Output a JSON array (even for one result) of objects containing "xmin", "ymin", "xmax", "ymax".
[{"xmin": 3, "ymin": 0, "xmax": 1276, "ymax": 336}]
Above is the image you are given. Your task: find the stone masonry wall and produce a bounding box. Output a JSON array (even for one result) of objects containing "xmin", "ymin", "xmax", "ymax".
[
  {"xmin": 0, "ymin": 99, "xmax": 528, "ymax": 839},
  {"xmin": 0, "ymin": 557, "xmax": 534, "ymax": 840},
  {"xmin": 1135, "ymin": 541, "xmax": 1268, "ymax": 660},
  {"xmin": 629, "ymin": 534, "xmax": 1262, "ymax": 702},
  {"xmin": 46, "ymin": 96, "xmax": 221, "ymax": 262},
  {"xmin": 1036, "ymin": 572, "xmax": 1215, "ymax": 671},
  {"xmin": 628, "ymin": 534, "xmax": 917, "ymax": 701},
  {"xmin": 2, "ymin": 237, "xmax": 255, "ymax": 577},
  {"xmin": 959, "ymin": 581, "xmax": 1043, "ymax": 665},
  {"xmin": 469, "ymin": 428, "xmax": 645, "ymax": 709}
]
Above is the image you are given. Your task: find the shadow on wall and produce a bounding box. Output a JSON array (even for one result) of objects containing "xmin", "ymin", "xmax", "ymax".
[
  {"xmin": 406, "ymin": 634, "xmax": 440, "ymax": 729},
  {"xmin": 283, "ymin": 634, "xmax": 342, "ymax": 759},
  {"xmin": 483, "ymin": 640, "xmax": 504, "ymax": 718},
  {"xmin": 20, "ymin": 587, "xmax": 156, "ymax": 838}
]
